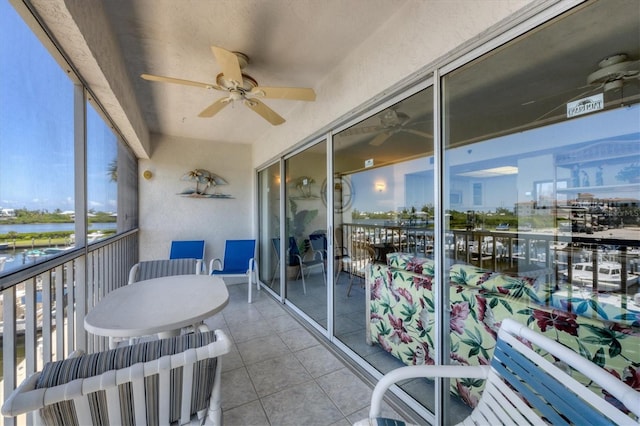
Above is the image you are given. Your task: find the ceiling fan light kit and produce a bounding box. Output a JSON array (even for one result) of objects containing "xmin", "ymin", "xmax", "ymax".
[{"xmin": 141, "ymin": 45, "xmax": 316, "ymax": 125}]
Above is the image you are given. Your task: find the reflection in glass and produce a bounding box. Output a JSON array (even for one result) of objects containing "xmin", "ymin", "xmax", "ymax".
[
  {"xmin": 334, "ymin": 86, "xmax": 435, "ymax": 414},
  {"xmin": 258, "ymin": 162, "xmax": 282, "ymax": 296},
  {"xmin": 87, "ymin": 101, "xmax": 118, "ymax": 244},
  {"xmin": 285, "ymin": 141, "xmax": 327, "ymax": 327},
  {"xmin": 443, "ymin": 0, "xmax": 639, "ymax": 423}
]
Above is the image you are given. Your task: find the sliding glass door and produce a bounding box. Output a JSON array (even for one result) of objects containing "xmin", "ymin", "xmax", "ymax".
[
  {"xmin": 256, "ymin": 1, "xmax": 638, "ymax": 423},
  {"xmin": 332, "ymin": 86, "xmax": 436, "ymax": 411},
  {"xmin": 441, "ymin": 1, "xmax": 639, "ymax": 423},
  {"xmin": 258, "ymin": 162, "xmax": 282, "ymax": 296},
  {"xmin": 284, "ymin": 141, "xmax": 327, "ymax": 327}
]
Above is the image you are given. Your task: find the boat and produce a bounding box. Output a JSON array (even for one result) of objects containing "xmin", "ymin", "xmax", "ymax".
[
  {"xmin": 562, "ymin": 261, "xmax": 639, "ymax": 291},
  {"xmin": 42, "ymin": 247, "xmax": 71, "ymax": 255},
  {"xmin": 25, "ymin": 249, "xmax": 46, "ymax": 260},
  {"xmin": 88, "ymin": 231, "xmax": 104, "ymax": 243}
]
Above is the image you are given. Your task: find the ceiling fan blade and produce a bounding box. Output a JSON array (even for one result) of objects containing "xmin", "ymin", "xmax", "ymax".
[
  {"xmin": 370, "ymin": 131, "xmax": 391, "ymax": 146},
  {"xmin": 244, "ymin": 99, "xmax": 285, "ymax": 125},
  {"xmin": 198, "ymin": 97, "xmax": 231, "ymax": 117},
  {"xmin": 403, "ymin": 129, "xmax": 433, "ymax": 139},
  {"xmin": 211, "ymin": 45, "xmax": 244, "ymax": 86},
  {"xmin": 141, "ymin": 73, "xmax": 218, "ymax": 90},
  {"xmin": 339, "ymin": 125, "xmax": 383, "ymax": 137},
  {"xmin": 250, "ymin": 86, "xmax": 316, "ymax": 101}
]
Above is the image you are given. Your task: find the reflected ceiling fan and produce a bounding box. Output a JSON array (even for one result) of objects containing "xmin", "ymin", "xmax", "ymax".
[
  {"xmin": 536, "ymin": 53, "xmax": 640, "ymax": 121},
  {"xmin": 340, "ymin": 107, "xmax": 432, "ymax": 146},
  {"xmin": 141, "ymin": 45, "xmax": 316, "ymax": 125}
]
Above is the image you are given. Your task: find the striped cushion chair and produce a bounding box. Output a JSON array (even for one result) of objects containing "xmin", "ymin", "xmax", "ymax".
[
  {"xmin": 128, "ymin": 258, "xmax": 203, "ymax": 284},
  {"xmin": 356, "ymin": 318, "xmax": 640, "ymax": 426},
  {"xmin": 2, "ymin": 328, "xmax": 231, "ymax": 426}
]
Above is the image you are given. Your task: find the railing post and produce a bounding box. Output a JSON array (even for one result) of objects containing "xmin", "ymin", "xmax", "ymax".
[
  {"xmin": 75, "ymin": 255, "xmax": 87, "ymax": 352},
  {"xmin": 2, "ymin": 286, "xmax": 17, "ymax": 426}
]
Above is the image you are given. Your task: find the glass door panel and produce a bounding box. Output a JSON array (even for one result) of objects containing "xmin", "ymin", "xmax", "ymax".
[
  {"xmin": 442, "ymin": 1, "xmax": 638, "ymax": 423},
  {"xmin": 258, "ymin": 162, "xmax": 281, "ymax": 296},
  {"xmin": 333, "ymin": 86, "xmax": 435, "ymax": 412},
  {"xmin": 285, "ymin": 141, "xmax": 327, "ymax": 326}
]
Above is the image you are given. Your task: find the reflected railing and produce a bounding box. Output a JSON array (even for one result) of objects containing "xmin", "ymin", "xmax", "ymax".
[
  {"xmin": 0, "ymin": 230, "xmax": 138, "ymax": 420},
  {"xmin": 339, "ymin": 223, "xmax": 640, "ymax": 294}
]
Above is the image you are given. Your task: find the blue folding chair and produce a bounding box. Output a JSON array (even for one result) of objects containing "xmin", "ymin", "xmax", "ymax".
[
  {"xmin": 170, "ymin": 240, "xmax": 206, "ymax": 272},
  {"xmin": 209, "ymin": 240, "xmax": 258, "ymax": 303},
  {"xmin": 170, "ymin": 240, "xmax": 205, "ymax": 260},
  {"xmin": 290, "ymin": 236, "xmax": 325, "ymax": 291},
  {"xmin": 308, "ymin": 232, "xmax": 327, "ymax": 261}
]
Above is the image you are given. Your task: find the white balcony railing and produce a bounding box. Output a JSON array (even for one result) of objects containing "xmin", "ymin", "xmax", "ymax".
[
  {"xmin": 0, "ymin": 230, "xmax": 138, "ymax": 426},
  {"xmin": 340, "ymin": 223, "xmax": 640, "ymax": 292}
]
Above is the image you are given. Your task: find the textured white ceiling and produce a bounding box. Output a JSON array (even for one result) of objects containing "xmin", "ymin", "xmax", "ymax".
[
  {"xmin": 26, "ymin": 0, "xmax": 638, "ymax": 167},
  {"xmin": 25, "ymin": 0, "xmax": 536, "ymax": 161}
]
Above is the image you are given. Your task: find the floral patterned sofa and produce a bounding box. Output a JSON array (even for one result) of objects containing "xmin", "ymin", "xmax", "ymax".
[{"xmin": 365, "ymin": 252, "xmax": 640, "ymax": 411}]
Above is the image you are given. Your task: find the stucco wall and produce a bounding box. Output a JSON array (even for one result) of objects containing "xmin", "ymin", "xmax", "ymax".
[{"xmin": 139, "ymin": 133, "xmax": 253, "ymax": 264}]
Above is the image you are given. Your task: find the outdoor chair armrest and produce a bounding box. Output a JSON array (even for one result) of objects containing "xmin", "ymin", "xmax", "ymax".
[
  {"xmin": 127, "ymin": 263, "xmax": 139, "ymax": 284},
  {"xmin": 209, "ymin": 258, "xmax": 222, "ymax": 272},
  {"xmin": 311, "ymin": 248, "xmax": 325, "ymax": 261},
  {"xmin": 1, "ymin": 373, "xmax": 43, "ymax": 417},
  {"xmin": 368, "ymin": 365, "xmax": 490, "ymax": 419}
]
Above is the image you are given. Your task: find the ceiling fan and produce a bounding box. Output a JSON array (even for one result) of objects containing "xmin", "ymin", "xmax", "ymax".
[
  {"xmin": 340, "ymin": 108, "xmax": 431, "ymax": 146},
  {"xmin": 586, "ymin": 53, "xmax": 639, "ymax": 90},
  {"xmin": 536, "ymin": 53, "xmax": 639, "ymax": 121},
  {"xmin": 141, "ymin": 45, "xmax": 316, "ymax": 125}
]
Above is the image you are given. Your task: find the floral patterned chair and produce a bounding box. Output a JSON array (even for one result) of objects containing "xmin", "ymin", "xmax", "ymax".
[{"xmin": 366, "ymin": 252, "xmax": 640, "ymax": 411}]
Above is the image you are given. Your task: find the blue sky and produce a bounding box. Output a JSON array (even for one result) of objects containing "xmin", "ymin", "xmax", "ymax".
[{"xmin": 0, "ymin": 1, "xmax": 117, "ymax": 213}]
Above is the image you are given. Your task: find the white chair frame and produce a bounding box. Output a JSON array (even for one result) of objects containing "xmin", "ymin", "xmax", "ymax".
[{"xmin": 2, "ymin": 329, "xmax": 231, "ymax": 426}]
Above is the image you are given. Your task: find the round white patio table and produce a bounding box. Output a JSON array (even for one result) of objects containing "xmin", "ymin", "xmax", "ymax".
[{"xmin": 84, "ymin": 274, "xmax": 229, "ymax": 348}]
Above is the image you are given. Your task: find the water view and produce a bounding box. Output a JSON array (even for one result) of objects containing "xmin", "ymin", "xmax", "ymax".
[
  {"xmin": 0, "ymin": 222, "xmax": 116, "ymax": 234},
  {"xmin": 0, "ymin": 223, "xmax": 116, "ymax": 275}
]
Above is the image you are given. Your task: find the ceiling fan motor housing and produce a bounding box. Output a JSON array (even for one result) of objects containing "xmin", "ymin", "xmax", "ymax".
[
  {"xmin": 587, "ymin": 53, "xmax": 640, "ymax": 90},
  {"xmin": 233, "ymin": 51, "xmax": 249, "ymax": 69},
  {"xmin": 216, "ymin": 72, "xmax": 258, "ymax": 92},
  {"xmin": 141, "ymin": 45, "xmax": 316, "ymax": 125}
]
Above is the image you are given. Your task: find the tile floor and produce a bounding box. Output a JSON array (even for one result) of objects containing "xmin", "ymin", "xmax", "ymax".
[
  {"xmin": 282, "ymin": 268, "xmax": 471, "ymax": 424},
  {"xmin": 203, "ymin": 282, "xmax": 414, "ymax": 426}
]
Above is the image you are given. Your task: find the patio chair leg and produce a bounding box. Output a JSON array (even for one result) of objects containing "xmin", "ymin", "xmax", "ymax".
[
  {"xmin": 247, "ymin": 271, "xmax": 255, "ymax": 303},
  {"xmin": 254, "ymin": 271, "xmax": 260, "ymax": 299},
  {"xmin": 335, "ymin": 260, "xmax": 353, "ymax": 285},
  {"xmin": 346, "ymin": 273, "xmax": 356, "ymax": 297},
  {"xmin": 300, "ymin": 269, "xmax": 307, "ymax": 294},
  {"xmin": 247, "ymin": 260, "xmax": 258, "ymax": 304},
  {"xmin": 270, "ymin": 262, "xmax": 279, "ymax": 288},
  {"xmin": 205, "ymin": 354, "xmax": 224, "ymax": 426}
]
